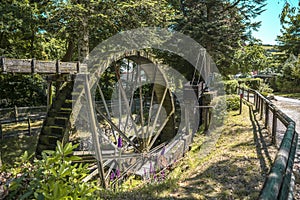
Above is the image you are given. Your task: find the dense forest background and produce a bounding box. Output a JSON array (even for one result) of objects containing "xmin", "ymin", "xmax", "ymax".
[{"xmin": 0, "ymin": 0, "xmax": 299, "ymax": 107}]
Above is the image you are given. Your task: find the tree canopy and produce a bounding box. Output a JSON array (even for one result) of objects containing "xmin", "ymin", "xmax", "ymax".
[{"xmin": 277, "ymin": 1, "xmax": 300, "ymax": 57}]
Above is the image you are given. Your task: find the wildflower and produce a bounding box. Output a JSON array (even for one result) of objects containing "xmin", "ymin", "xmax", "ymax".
[
  {"xmin": 110, "ymin": 171, "xmax": 115, "ymax": 181},
  {"xmin": 117, "ymin": 136, "xmax": 122, "ymax": 148}
]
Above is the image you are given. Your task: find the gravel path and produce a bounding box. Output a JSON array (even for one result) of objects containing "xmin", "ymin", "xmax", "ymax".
[{"xmin": 271, "ymin": 96, "xmax": 300, "ymax": 199}]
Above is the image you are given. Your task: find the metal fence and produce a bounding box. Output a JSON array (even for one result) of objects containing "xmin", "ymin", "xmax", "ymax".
[{"xmin": 238, "ymin": 87, "xmax": 297, "ymax": 200}]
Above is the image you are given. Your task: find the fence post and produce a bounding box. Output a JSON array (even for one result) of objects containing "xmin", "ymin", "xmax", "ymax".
[
  {"xmin": 255, "ymin": 94, "xmax": 258, "ymax": 111},
  {"xmin": 265, "ymin": 103, "xmax": 269, "ymax": 128},
  {"xmin": 27, "ymin": 117, "xmax": 31, "ymax": 136},
  {"xmin": 272, "ymin": 109, "xmax": 277, "ymax": 145},
  {"xmin": 247, "ymin": 89, "xmax": 250, "ymax": 102},
  {"xmin": 14, "ymin": 105, "xmax": 18, "ymax": 123},
  {"xmin": 260, "ymin": 98, "xmax": 264, "ymax": 120},
  {"xmin": 204, "ymin": 108, "xmax": 209, "ymax": 131},
  {"xmin": 0, "ymin": 122, "xmax": 2, "ymax": 140}
]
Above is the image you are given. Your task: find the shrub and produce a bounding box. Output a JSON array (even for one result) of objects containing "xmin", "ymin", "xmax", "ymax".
[
  {"xmin": 5, "ymin": 142, "xmax": 100, "ymax": 200},
  {"xmin": 237, "ymin": 78, "xmax": 262, "ymax": 90},
  {"xmin": 226, "ymin": 95, "xmax": 240, "ymax": 111},
  {"xmin": 223, "ymin": 80, "xmax": 239, "ymax": 94},
  {"xmin": 259, "ymin": 82, "xmax": 273, "ymax": 97}
]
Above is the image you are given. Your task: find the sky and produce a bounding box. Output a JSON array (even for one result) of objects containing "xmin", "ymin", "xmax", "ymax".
[{"xmin": 252, "ymin": 0, "xmax": 299, "ymax": 45}]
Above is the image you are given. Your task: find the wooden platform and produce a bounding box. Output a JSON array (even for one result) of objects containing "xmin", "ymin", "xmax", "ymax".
[{"xmin": 0, "ymin": 57, "xmax": 87, "ymax": 74}]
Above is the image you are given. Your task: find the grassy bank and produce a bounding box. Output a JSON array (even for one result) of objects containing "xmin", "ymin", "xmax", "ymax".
[{"xmin": 104, "ymin": 103, "xmax": 277, "ymax": 199}]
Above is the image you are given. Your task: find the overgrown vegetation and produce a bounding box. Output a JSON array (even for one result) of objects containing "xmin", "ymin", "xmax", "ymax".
[
  {"xmin": 3, "ymin": 142, "xmax": 100, "ymax": 200},
  {"xmin": 101, "ymin": 104, "xmax": 276, "ymax": 199}
]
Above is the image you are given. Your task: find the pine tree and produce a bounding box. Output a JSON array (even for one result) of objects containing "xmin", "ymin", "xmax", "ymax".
[{"xmin": 277, "ymin": 2, "xmax": 300, "ymax": 57}]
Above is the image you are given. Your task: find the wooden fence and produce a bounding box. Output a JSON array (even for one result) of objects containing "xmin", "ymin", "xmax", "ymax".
[
  {"xmin": 238, "ymin": 87, "xmax": 298, "ymax": 200},
  {"xmin": 0, "ymin": 106, "xmax": 47, "ymax": 139}
]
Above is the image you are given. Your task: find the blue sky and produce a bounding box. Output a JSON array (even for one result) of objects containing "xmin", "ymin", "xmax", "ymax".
[{"xmin": 252, "ymin": 0, "xmax": 299, "ymax": 45}]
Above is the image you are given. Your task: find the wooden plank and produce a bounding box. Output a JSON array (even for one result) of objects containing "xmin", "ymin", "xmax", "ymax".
[
  {"xmin": 6, "ymin": 59, "xmax": 32, "ymax": 73},
  {"xmin": 0, "ymin": 58, "xmax": 87, "ymax": 74},
  {"xmin": 35, "ymin": 60, "xmax": 56, "ymax": 73}
]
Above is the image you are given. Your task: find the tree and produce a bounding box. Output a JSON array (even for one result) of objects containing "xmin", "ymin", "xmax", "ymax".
[
  {"xmin": 0, "ymin": 0, "xmax": 66, "ymax": 60},
  {"xmin": 171, "ymin": 0, "xmax": 267, "ymax": 76},
  {"xmin": 230, "ymin": 44, "xmax": 269, "ymax": 74},
  {"xmin": 277, "ymin": 1, "xmax": 300, "ymax": 57}
]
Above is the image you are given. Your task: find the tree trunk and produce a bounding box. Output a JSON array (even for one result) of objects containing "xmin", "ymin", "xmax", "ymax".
[{"xmin": 62, "ymin": 40, "xmax": 75, "ymax": 62}]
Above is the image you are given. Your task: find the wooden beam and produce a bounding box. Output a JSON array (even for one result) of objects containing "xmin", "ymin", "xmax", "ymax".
[{"xmin": 0, "ymin": 58, "xmax": 87, "ymax": 74}]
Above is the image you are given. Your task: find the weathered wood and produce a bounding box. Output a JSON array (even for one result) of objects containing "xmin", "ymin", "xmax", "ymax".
[
  {"xmin": 14, "ymin": 105, "xmax": 18, "ymax": 122},
  {"xmin": 31, "ymin": 58, "xmax": 36, "ymax": 73},
  {"xmin": 272, "ymin": 110, "xmax": 277, "ymax": 145},
  {"xmin": 0, "ymin": 58, "xmax": 87, "ymax": 74},
  {"xmin": 1, "ymin": 57, "xmax": 6, "ymax": 73},
  {"xmin": 83, "ymin": 74, "xmax": 107, "ymax": 189},
  {"xmin": 265, "ymin": 103, "xmax": 269, "ymax": 128},
  {"xmin": 238, "ymin": 86, "xmax": 297, "ymax": 199},
  {"xmin": 27, "ymin": 117, "xmax": 31, "ymax": 136},
  {"xmin": 260, "ymin": 97, "xmax": 264, "ymax": 120},
  {"xmin": 0, "ymin": 122, "xmax": 2, "ymax": 140},
  {"xmin": 259, "ymin": 123, "xmax": 295, "ymax": 200}
]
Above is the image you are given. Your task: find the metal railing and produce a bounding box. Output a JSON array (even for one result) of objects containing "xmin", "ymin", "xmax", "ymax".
[{"xmin": 238, "ymin": 87, "xmax": 298, "ymax": 200}]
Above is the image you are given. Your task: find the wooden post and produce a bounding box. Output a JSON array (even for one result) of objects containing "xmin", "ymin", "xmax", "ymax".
[
  {"xmin": 0, "ymin": 122, "xmax": 3, "ymax": 140},
  {"xmin": 260, "ymin": 98, "xmax": 264, "ymax": 120},
  {"xmin": 239, "ymin": 91, "xmax": 243, "ymax": 115},
  {"xmin": 27, "ymin": 117, "xmax": 31, "ymax": 136},
  {"xmin": 272, "ymin": 110, "xmax": 277, "ymax": 145},
  {"xmin": 247, "ymin": 89, "xmax": 250, "ymax": 102},
  {"xmin": 14, "ymin": 105, "xmax": 18, "ymax": 123},
  {"xmin": 184, "ymin": 104, "xmax": 190, "ymax": 135},
  {"xmin": 47, "ymin": 81, "xmax": 53, "ymax": 111},
  {"xmin": 265, "ymin": 103, "xmax": 269, "ymax": 128},
  {"xmin": 1, "ymin": 57, "xmax": 6, "ymax": 73},
  {"xmin": 204, "ymin": 108, "xmax": 209, "ymax": 131},
  {"xmin": 31, "ymin": 58, "xmax": 36, "ymax": 74},
  {"xmin": 83, "ymin": 74, "xmax": 107, "ymax": 189}
]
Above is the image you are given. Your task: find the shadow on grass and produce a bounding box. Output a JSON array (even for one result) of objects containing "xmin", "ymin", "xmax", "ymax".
[
  {"xmin": 248, "ymin": 105, "xmax": 273, "ymax": 173},
  {"xmin": 0, "ymin": 131, "xmax": 39, "ymax": 167}
]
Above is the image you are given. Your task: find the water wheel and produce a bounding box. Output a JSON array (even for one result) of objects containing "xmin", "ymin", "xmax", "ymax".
[{"xmin": 72, "ymin": 51, "xmax": 199, "ymax": 188}]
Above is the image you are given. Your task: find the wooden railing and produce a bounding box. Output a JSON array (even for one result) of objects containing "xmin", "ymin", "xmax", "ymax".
[
  {"xmin": 0, "ymin": 106, "xmax": 47, "ymax": 139},
  {"xmin": 238, "ymin": 87, "xmax": 298, "ymax": 200}
]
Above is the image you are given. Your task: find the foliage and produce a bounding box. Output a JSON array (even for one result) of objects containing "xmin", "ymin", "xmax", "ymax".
[
  {"xmin": 237, "ymin": 78, "xmax": 262, "ymax": 90},
  {"xmin": 5, "ymin": 142, "xmax": 100, "ymax": 200},
  {"xmin": 230, "ymin": 44, "xmax": 269, "ymax": 74},
  {"xmin": 277, "ymin": 2, "xmax": 300, "ymax": 57},
  {"xmin": 224, "ymin": 80, "xmax": 239, "ymax": 95},
  {"xmin": 276, "ymin": 54, "xmax": 300, "ymax": 92},
  {"xmin": 172, "ymin": 0, "xmax": 267, "ymax": 76},
  {"xmin": 0, "ymin": 74, "xmax": 46, "ymax": 107},
  {"xmin": 226, "ymin": 95, "xmax": 240, "ymax": 111},
  {"xmin": 259, "ymin": 82, "xmax": 273, "ymax": 97}
]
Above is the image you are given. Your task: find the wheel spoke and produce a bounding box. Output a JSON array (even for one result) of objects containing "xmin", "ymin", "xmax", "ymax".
[
  {"xmin": 97, "ymin": 83, "xmax": 117, "ymax": 142},
  {"xmin": 146, "ymin": 86, "xmax": 168, "ymax": 146},
  {"xmin": 96, "ymin": 107, "xmax": 141, "ymax": 153}
]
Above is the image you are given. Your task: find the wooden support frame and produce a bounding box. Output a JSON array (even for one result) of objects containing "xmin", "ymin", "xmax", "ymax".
[{"xmin": 83, "ymin": 74, "xmax": 107, "ymax": 189}]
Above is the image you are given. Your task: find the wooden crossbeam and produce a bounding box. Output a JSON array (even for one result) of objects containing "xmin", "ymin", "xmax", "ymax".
[{"xmin": 0, "ymin": 57, "xmax": 87, "ymax": 74}]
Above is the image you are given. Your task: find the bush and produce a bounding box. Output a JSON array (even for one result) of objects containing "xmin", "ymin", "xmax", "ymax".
[
  {"xmin": 259, "ymin": 82, "xmax": 273, "ymax": 97},
  {"xmin": 224, "ymin": 80, "xmax": 239, "ymax": 95},
  {"xmin": 5, "ymin": 142, "xmax": 100, "ymax": 200},
  {"xmin": 226, "ymin": 95, "xmax": 240, "ymax": 111},
  {"xmin": 237, "ymin": 78, "xmax": 262, "ymax": 90}
]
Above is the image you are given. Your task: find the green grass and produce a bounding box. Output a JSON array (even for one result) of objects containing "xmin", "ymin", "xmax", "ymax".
[
  {"xmin": 103, "ymin": 103, "xmax": 277, "ymax": 199},
  {"xmin": 0, "ymin": 121, "xmax": 42, "ymax": 168}
]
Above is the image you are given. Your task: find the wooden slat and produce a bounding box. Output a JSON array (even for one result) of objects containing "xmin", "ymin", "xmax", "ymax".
[{"xmin": 0, "ymin": 58, "xmax": 87, "ymax": 74}]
